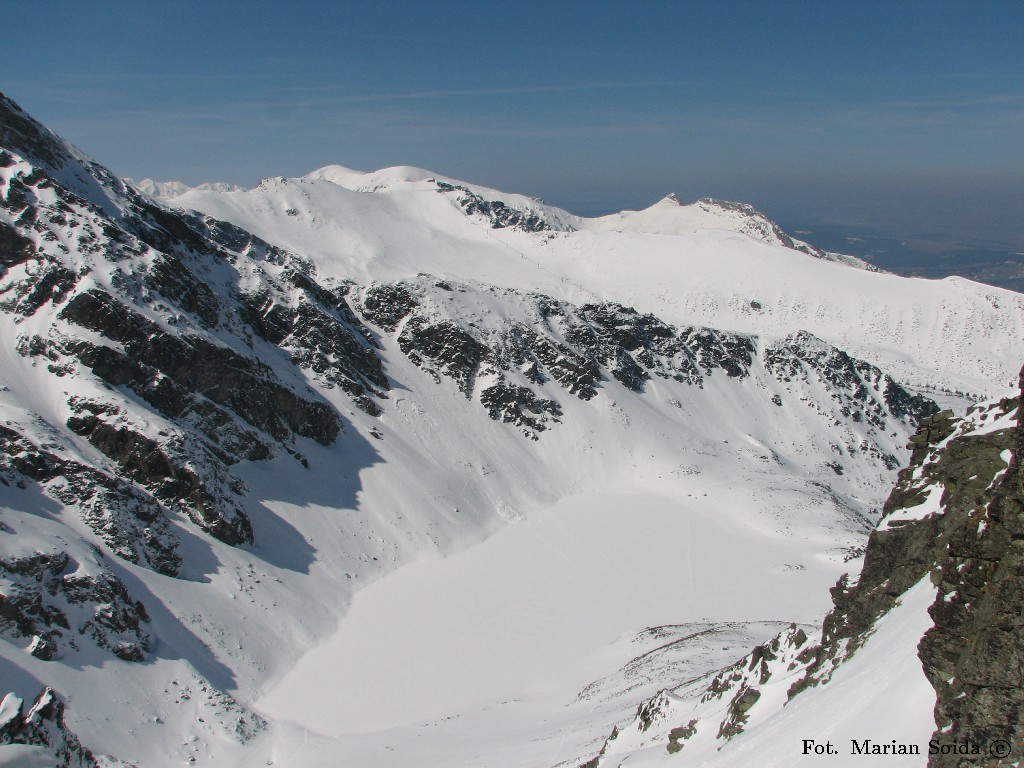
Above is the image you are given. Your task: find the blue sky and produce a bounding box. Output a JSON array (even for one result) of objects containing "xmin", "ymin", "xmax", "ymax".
[{"xmin": 5, "ymin": 1, "xmax": 1023, "ymax": 240}]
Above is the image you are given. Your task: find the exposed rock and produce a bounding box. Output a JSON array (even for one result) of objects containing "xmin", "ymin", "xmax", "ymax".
[
  {"xmin": 765, "ymin": 330, "xmax": 938, "ymax": 435},
  {"xmin": 918, "ymin": 386, "xmax": 1024, "ymax": 766},
  {"xmin": 790, "ymin": 392, "xmax": 1017, "ymax": 702},
  {"xmin": 240, "ymin": 271, "xmax": 387, "ymax": 415},
  {"xmin": 145, "ymin": 252, "xmax": 221, "ymax": 327},
  {"xmin": 0, "ymin": 687, "xmax": 98, "ymax": 767},
  {"xmin": 0, "ymin": 550, "xmax": 150, "ymax": 661},
  {"xmin": 359, "ymin": 281, "xmax": 419, "ymax": 332},
  {"xmin": 64, "ymin": 412, "xmax": 253, "ymax": 546},
  {"xmin": 58, "ymin": 289, "xmax": 341, "ymax": 447},
  {"xmin": 361, "ymin": 281, "xmax": 930, "ymax": 458},
  {"xmin": 436, "ymin": 181, "xmax": 554, "ymax": 232},
  {"xmin": 578, "ymin": 622, "xmax": 817, "ymax": 764},
  {"xmin": 0, "ymin": 219, "xmax": 35, "ymax": 272},
  {"xmin": 479, "ymin": 377, "xmax": 562, "ymax": 439},
  {"xmin": 0, "ymin": 422, "xmax": 181, "ymax": 575},
  {"xmin": 398, "ymin": 316, "xmax": 487, "ymax": 397}
]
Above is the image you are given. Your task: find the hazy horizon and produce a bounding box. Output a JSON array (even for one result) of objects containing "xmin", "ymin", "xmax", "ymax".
[{"xmin": 5, "ymin": 0, "xmax": 1022, "ymax": 246}]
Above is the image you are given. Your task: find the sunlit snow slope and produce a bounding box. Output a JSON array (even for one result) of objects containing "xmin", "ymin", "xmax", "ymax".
[
  {"xmin": 166, "ymin": 166, "xmax": 1024, "ymax": 402},
  {"xmin": 0, "ymin": 91, "xmax": 1021, "ymax": 767}
]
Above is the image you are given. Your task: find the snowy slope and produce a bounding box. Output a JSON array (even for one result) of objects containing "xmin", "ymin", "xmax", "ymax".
[
  {"xmin": 575, "ymin": 387, "xmax": 1021, "ymax": 768},
  {"xmin": 596, "ymin": 578, "xmax": 939, "ymax": 768},
  {"xmin": 1, "ymin": 91, "xmax": 1022, "ymax": 768},
  {"xmin": 165, "ymin": 167, "xmax": 1024, "ymax": 402}
]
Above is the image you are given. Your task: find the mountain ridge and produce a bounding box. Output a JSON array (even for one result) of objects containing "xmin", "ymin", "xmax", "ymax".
[{"xmin": 155, "ymin": 159, "xmax": 1024, "ymax": 402}]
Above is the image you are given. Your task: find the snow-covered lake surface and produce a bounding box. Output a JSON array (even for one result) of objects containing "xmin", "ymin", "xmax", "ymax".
[{"xmin": 258, "ymin": 488, "xmax": 835, "ymax": 736}]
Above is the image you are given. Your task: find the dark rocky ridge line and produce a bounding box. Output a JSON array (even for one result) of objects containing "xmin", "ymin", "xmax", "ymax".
[
  {"xmin": 357, "ymin": 279, "xmax": 936, "ymax": 442},
  {"xmin": 435, "ymin": 180, "xmax": 554, "ymax": 232}
]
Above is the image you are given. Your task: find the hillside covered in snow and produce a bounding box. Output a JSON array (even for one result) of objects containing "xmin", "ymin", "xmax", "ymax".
[{"xmin": 1, "ymin": 91, "xmax": 1022, "ymax": 767}]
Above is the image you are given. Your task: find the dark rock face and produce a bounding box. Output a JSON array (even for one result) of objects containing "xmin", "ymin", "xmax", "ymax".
[
  {"xmin": 0, "ymin": 91, "xmax": 386, "ymax": 572},
  {"xmin": 0, "ymin": 687, "xmax": 97, "ymax": 767},
  {"xmin": 240, "ymin": 271, "xmax": 388, "ymax": 416},
  {"xmin": 398, "ymin": 316, "xmax": 487, "ymax": 396},
  {"xmin": 918, "ymin": 385, "xmax": 1024, "ymax": 766},
  {"xmin": 365, "ymin": 284, "xmax": 745, "ymax": 402},
  {"xmin": 766, "ymin": 331, "xmax": 938, "ymax": 433},
  {"xmin": 145, "ymin": 251, "xmax": 222, "ymax": 327},
  {"xmin": 359, "ymin": 281, "xmax": 930, "ymax": 454},
  {"xmin": 64, "ymin": 409, "xmax": 253, "ymax": 547},
  {"xmin": 479, "ymin": 378, "xmax": 562, "ymax": 439},
  {"xmin": 357, "ymin": 281, "xmax": 757, "ymax": 420},
  {"xmin": 58, "ymin": 289, "xmax": 340, "ymax": 447},
  {"xmin": 787, "ymin": 397, "xmax": 1015, "ymax": 694},
  {"xmin": 435, "ymin": 181, "xmax": 554, "ymax": 232},
  {"xmin": 0, "ymin": 550, "xmax": 150, "ymax": 662},
  {"xmin": 0, "ymin": 422, "xmax": 181, "ymax": 575},
  {"xmin": 360, "ymin": 282, "xmax": 419, "ymax": 332},
  {"xmin": 0, "ymin": 218, "xmax": 35, "ymax": 271}
]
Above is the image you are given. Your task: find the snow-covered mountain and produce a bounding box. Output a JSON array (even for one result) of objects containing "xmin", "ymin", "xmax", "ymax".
[
  {"xmin": 127, "ymin": 178, "xmax": 245, "ymax": 199},
  {"xmin": 160, "ymin": 163, "xmax": 1024, "ymax": 402},
  {"xmin": 0, "ymin": 91, "xmax": 1021, "ymax": 767}
]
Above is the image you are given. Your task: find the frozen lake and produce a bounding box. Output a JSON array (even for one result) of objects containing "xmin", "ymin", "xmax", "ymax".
[{"xmin": 257, "ymin": 488, "xmax": 835, "ymax": 735}]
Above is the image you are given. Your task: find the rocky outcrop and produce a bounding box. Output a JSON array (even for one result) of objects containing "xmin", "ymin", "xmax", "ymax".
[
  {"xmin": 0, "ymin": 550, "xmax": 150, "ymax": 662},
  {"xmin": 239, "ymin": 271, "xmax": 388, "ymax": 416},
  {"xmin": 435, "ymin": 181, "xmax": 554, "ymax": 232},
  {"xmin": 918, "ymin": 386, "xmax": 1024, "ymax": 765},
  {"xmin": 57, "ymin": 289, "xmax": 340, "ymax": 446},
  {"xmin": 358, "ymin": 280, "xmax": 931, "ymax": 458},
  {"xmin": 360, "ymin": 281, "xmax": 420, "ymax": 332},
  {"xmin": 0, "ymin": 687, "xmax": 98, "ymax": 767},
  {"xmin": 1, "ymin": 421, "xmax": 181, "ymax": 575},
  {"xmin": 64, "ymin": 409, "xmax": 253, "ymax": 547},
  {"xmin": 0, "ymin": 92, "xmax": 424, "ymax": 614},
  {"xmin": 766, "ymin": 331, "xmax": 938, "ymax": 434},
  {"xmin": 766, "ymin": 331, "xmax": 939, "ymax": 469},
  {"xmin": 479, "ymin": 376, "xmax": 562, "ymax": 439},
  {"xmin": 789, "ymin": 391, "xmax": 1017, "ymax": 705}
]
